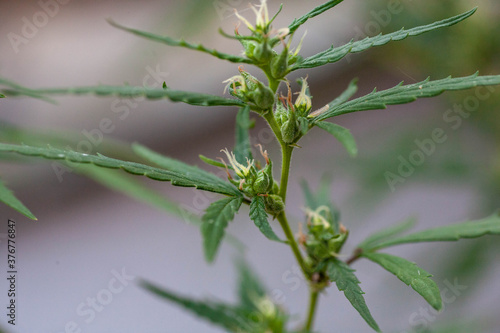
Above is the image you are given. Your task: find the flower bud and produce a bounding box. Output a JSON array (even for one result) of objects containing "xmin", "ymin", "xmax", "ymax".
[
  {"xmin": 264, "ymin": 194, "xmax": 285, "ymax": 215},
  {"xmin": 271, "ymin": 46, "xmax": 289, "ymax": 79},
  {"xmin": 253, "ymin": 171, "xmax": 272, "ymax": 194},
  {"xmin": 280, "ymin": 112, "xmax": 298, "ymax": 143},
  {"xmin": 253, "ymin": 41, "xmax": 273, "ymax": 63}
]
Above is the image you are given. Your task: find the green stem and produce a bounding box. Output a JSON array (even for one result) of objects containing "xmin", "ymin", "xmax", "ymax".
[
  {"xmin": 277, "ymin": 211, "xmax": 309, "ymax": 278},
  {"xmin": 304, "ymin": 289, "xmax": 320, "ymax": 332},
  {"xmin": 279, "ymin": 144, "xmax": 293, "ymax": 203}
]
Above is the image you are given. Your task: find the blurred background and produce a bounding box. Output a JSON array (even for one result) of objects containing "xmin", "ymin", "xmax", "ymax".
[{"xmin": 0, "ymin": 0, "xmax": 499, "ymax": 332}]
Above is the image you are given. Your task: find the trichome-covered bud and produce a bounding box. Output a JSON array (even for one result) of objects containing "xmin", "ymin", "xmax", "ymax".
[
  {"xmin": 252, "ymin": 144, "xmax": 274, "ymax": 194},
  {"xmin": 281, "ymin": 111, "xmax": 298, "ymax": 143},
  {"xmin": 271, "ymin": 45, "xmax": 289, "ymax": 79},
  {"xmin": 264, "ymin": 194, "xmax": 285, "ymax": 216}
]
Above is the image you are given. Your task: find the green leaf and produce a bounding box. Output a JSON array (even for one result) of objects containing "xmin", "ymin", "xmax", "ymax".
[
  {"xmin": 356, "ymin": 217, "xmax": 416, "ymax": 251},
  {"xmin": 202, "ymin": 196, "xmax": 243, "ymax": 262},
  {"xmin": 108, "ymin": 19, "xmax": 253, "ymax": 65},
  {"xmin": 315, "ymin": 121, "xmax": 358, "ymax": 157},
  {"xmin": 78, "ymin": 165, "xmax": 246, "ymax": 252},
  {"xmin": 0, "ymin": 143, "xmax": 238, "ymax": 196},
  {"xmin": 312, "ymin": 72, "xmax": 500, "ymax": 121},
  {"xmin": 288, "ymin": 0, "xmax": 345, "ymax": 35},
  {"xmin": 140, "ymin": 280, "xmax": 251, "ymax": 332},
  {"xmin": 234, "ymin": 105, "xmax": 254, "ymax": 165},
  {"xmin": 249, "ymin": 196, "xmax": 283, "ymax": 242},
  {"xmin": 0, "ymin": 77, "xmax": 245, "ymax": 107},
  {"xmin": 371, "ymin": 212, "xmax": 500, "ymax": 250},
  {"xmin": 0, "ymin": 179, "xmax": 37, "ymax": 220},
  {"xmin": 293, "ymin": 8, "xmax": 477, "ymax": 70},
  {"xmin": 0, "ymin": 93, "xmax": 5, "ymax": 98},
  {"xmin": 199, "ymin": 154, "xmax": 231, "ymax": 170},
  {"xmin": 236, "ymin": 260, "xmax": 267, "ymax": 311},
  {"xmin": 327, "ymin": 259, "xmax": 380, "ymax": 332},
  {"xmin": 132, "ymin": 143, "xmax": 240, "ymax": 196},
  {"xmin": 361, "ymin": 252, "xmax": 442, "ymax": 310}
]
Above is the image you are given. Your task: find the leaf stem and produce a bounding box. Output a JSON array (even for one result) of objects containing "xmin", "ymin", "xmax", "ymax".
[{"xmin": 304, "ymin": 289, "xmax": 320, "ymax": 331}]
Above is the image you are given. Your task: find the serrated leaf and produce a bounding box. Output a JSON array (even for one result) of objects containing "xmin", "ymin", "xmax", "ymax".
[
  {"xmin": 356, "ymin": 217, "xmax": 416, "ymax": 251},
  {"xmin": 293, "ymin": 8, "xmax": 477, "ymax": 70},
  {"xmin": 0, "ymin": 179, "xmax": 37, "ymax": 220},
  {"xmin": 362, "ymin": 252, "xmax": 442, "ymax": 310},
  {"xmin": 372, "ymin": 212, "xmax": 500, "ymax": 250},
  {"xmin": 202, "ymin": 196, "xmax": 243, "ymax": 262},
  {"xmin": 0, "ymin": 143, "xmax": 238, "ymax": 196},
  {"xmin": 132, "ymin": 143, "xmax": 240, "ymax": 196},
  {"xmin": 234, "ymin": 105, "xmax": 254, "ymax": 165},
  {"xmin": 249, "ymin": 196, "xmax": 283, "ymax": 242},
  {"xmin": 108, "ymin": 19, "xmax": 253, "ymax": 65},
  {"xmin": 315, "ymin": 121, "xmax": 358, "ymax": 157},
  {"xmin": 0, "ymin": 77, "xmax": 245, "ymax": 107},
  {"xmin": 313, "ymin": 73, "xmax": 500, "ymax": 121},
  {"xmin": 140, "ymin": 280, "xmax": 251, "ymax": 332},
  {"xmin": 327, "ymin": 259, "xmax": 380, "ymax": 332},
  {"xmin": 288, "ymin": 0, "xmax": 345, "ymax": 35}
]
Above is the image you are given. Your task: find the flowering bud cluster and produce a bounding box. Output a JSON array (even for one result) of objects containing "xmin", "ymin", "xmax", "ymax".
[
  {"xmin": 274, "ymin": 79, "xmax": 312, "ymax": 143},
  {"xmin": 302, "ymin": 206, "xmax": 348, "ymax": 263},
  {"xmin": 220, "ymin": 145, "xmax": 284, "ymax": 215}
]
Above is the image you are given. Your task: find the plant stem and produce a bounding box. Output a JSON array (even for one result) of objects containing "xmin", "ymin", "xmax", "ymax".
[
  {"xmin": 277, "ymin": 211, "xmax": 309, "ymax": 277},
  {"xmin": 304, "ymin": 289, "xmax": 319, "ymax": 332},
  {"xmin": 279, "ymin": 144, "xmax": 293, "ymax": 203}
]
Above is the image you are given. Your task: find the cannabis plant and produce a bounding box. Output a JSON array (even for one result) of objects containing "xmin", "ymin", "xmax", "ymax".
[{"xmin": 1, "ymin": 1, "xmax": 500, "ymax": 332}]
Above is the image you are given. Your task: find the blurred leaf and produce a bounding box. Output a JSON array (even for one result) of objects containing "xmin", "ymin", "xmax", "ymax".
[
  {"xmin": 132, "ymin": 143, "xmax": 240, "ymax": 196},
  {"xmin": 234, "ymin": 105, "xmax": 254, "ymax": 165},
  {"xmin": 202, "ymin": 196, "xmax": 243, "ymax": 262},
  {"xmin": 140, "ymin": 280, "xmax": 251, "ymax": 332},
  {"xmin": 78, "ymin": 165, "xmax": 245, "ymax": 252},
  {"xmin": 249, "ymin": 196, "xmax": 284, "ymax": 242},
  {"xmin": 313, "ymin": 72, "xmax": 500, "ymax": 121},
  {"xmin": 288, "ymin": 0, "xmax": 345, "ymax": 34},
  {"xmin": 108, "ymin": 19, "xmax": 253, "ymax": 65},
  {"xmin": 293, "ymin": 8, "xmax": 477, "ymax": 70},
  {"xmin": 315, "ymin": 121, "xmax": 358, "ymax": 157},
  {"xmin": 361, "ymin": 252, "xmax": 442, "ymax": 310},
  {"xmin": 371, "ymin": 211, "xmax": 500, "ymax": 250},
  {"xmin": 236, "ymin": 260, "xmax": 267, "ymax": 311},
  {"xmin": 356, "ymin": 217, "xmax": 415, "ymax": 251},
  {"xmin": 327, "ymin": 259, "xmax": 380, "ymax": 332},
  {"xmin": 0, "ymin": 143, "xmax": 238, "ymax": 196},
  {"xmin": 0, "ymin": 77, "xmax": 245, "ymax": 107},
  {"xmin": 0, "ymin": 179, "xmax": 37, "ymax": 220}
]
